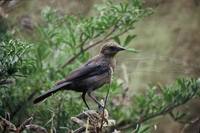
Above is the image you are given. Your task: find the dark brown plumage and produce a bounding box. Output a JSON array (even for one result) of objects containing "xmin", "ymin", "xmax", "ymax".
[{"xmin": 33, "ymin": 42, "xmax": 129, "ymax": 109}]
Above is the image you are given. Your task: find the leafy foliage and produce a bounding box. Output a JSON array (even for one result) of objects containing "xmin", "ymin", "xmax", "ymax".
[
  {"xmin": 0, "ymin": 38, "xmax": 34, "ymax": 85},
  {"xmin": 38, "ymin": 0, "xmax": 151, "ymax": 68},
  {"xmin": 0, "ymin": 0, "xmax": 150, "ymax": 132},
  {"xmin": 0, "ymin": 0, "xmax": 199, "ymax": 133},
  {"xmin": 110, "ymin": 78, "xmax": 200, "ymax": 132}
]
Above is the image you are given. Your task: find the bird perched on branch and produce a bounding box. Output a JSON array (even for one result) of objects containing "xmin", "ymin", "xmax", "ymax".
[{"xmin": 33, "ymin": 41, "xmax": 137, "ymax": 109}]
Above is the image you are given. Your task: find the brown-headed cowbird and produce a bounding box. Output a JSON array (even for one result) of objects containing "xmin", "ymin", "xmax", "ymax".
[{"xmin": 33, "ymin": 42, "xmax": 137, "ymax": 109}]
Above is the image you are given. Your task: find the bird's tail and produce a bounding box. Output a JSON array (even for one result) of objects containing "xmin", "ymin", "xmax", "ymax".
[{"xmin": 33, "ymin": 82, "xmax": 71, "ymax": 104}]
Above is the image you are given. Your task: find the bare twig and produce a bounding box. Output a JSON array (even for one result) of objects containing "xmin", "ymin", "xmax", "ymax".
[
  {"xmin": 100, "ymin": 86, "xmax": 110, "ymax": 130},
  {"xmin": 25, "ymin": 124, "xmax": 48, "ymax": 133},
  {"xmin": 73, "ymin": 127, "xmax": 86, "ymax": 133},
  {"xmin": 5, "ymin": 112, "xmax": 10, "ymax": 121},
  {"xmin": 71, "ymin": 105, "xmax": 115, "ymax": 132},
  {"xmin": 0, "ymin": 115, "xmax": 48, "ymax": 133},
  {"xmin": 0, "ymin": 116, "xmax": 17, "ymax": 132},
  {"xmin": 18, "ymin": 117, "xmax": 33, "ymax": 132}
]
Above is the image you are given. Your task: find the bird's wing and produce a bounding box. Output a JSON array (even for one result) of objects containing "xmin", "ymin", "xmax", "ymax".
[{"xmin": 65, "ymin": 63, "xmax": 110, "ymax": 82}]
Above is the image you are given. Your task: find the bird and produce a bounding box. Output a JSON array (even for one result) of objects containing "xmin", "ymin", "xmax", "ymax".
[{"xmin": 33, "ymin": 41, "xmax": 137, "ymax": 109}]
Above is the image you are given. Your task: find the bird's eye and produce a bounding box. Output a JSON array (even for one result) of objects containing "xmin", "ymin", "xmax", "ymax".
[{"xmin": 109, "ymin": 46, "xmax": 115, "ymax": 50}]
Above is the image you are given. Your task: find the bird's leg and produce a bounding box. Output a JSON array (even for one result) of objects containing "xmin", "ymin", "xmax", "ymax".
[
  {"xmin": 87, "ymin": 91, "xmax": 103, "ymax": 108},
  {"xmin": 82, "ymin": 92, "xmax": 90, "ymax": 110}
]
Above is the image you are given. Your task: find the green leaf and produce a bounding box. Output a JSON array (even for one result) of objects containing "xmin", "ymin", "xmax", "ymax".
[
  {"xmin": 124, "ymin": 35, "xmax": 136, "ymax": 46},
  {"xmin": 137, "ymin": 125, "xmax": 151, "ymax": 133},
  {"xmin": 113, "ymin": 36, "xmax": 121, "ymax": 44},
  {"xmin": 175, "ymin": 112, "xmax": 186, "ymax": 120}
]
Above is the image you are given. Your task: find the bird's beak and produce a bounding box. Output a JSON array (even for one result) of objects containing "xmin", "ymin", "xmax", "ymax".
[{"xmin": 117, "ymin": 46, "xmax": 139, "ymax": 53}]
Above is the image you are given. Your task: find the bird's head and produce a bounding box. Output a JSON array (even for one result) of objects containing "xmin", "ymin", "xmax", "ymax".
[{"xmin": 100, "ymin": 42, "xmax": 138, "ymax": 57}]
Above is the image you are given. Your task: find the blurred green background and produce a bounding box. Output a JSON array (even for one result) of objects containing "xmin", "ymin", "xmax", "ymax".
[{"xmin": 0, "ymin": 0, "xmax": 200, "ymax": 132}]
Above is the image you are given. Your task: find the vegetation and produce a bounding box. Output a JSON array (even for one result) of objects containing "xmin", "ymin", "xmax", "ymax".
[{"xmin": 0, "ymin": 0, "xmax": 200, "ymax": 133}]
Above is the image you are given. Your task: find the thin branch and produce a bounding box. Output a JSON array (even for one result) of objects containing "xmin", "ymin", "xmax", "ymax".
[
  {"xmin": 112, "ymin": 87, "xmax": 198, "ymax": 131},
  {"xmin": 18, "ymin": 117, "xmax": 33, "ymax": 132},
  {"xmin": 100, "ymin": 86, "xmax": 110, "ymax": 130},
  {"xmin": 0, "ymin": 115, "xmax": 47, "ymax": 133},
  {"xmin": 0, "ymin": 116, "xmax": 17, "ymax": 132},
  {"xmin": 169, "ymin": 111, "xmax": 186, "ymax": 124},
  {"xmin": 25, "ymin": 124, "xmax": 48, "ymax": 133},
  {"xmin": 61, "ymin": 27, "xmax": 130, "ymax": 68},
  {"xmin": 61, "ymin": 27, "xmax": 115, "ymax": 68},
  {"xmin": 73, "ymin": 127, "xmax": 86, "ymax": 133}
]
